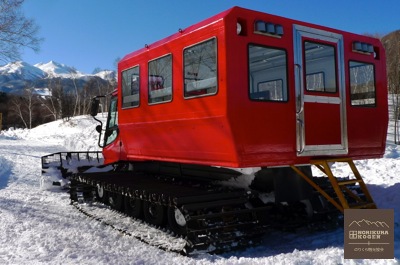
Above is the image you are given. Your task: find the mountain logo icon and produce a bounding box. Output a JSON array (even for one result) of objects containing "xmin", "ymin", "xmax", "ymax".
[{"xmin": 349, "ymin": 219, "xmax": 390, "ymax": 228}]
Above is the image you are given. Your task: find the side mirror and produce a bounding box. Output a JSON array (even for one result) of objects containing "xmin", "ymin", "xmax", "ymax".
[
  {"xmin": 90, "ymin": 98, "xmax": 100, "ymax": 117},
  {"xmin": 95, "ymin": 125, "xmax": 102, "ymax": 133}
]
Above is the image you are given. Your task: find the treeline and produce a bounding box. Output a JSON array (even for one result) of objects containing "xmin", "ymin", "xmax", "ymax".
[
  {"xmin": 382, "ymin": 30, "xmax": 400, "ymax": 143},
  {"xmin": 0, "ymin": 76, "xmax": 115, "ymax": 129}
]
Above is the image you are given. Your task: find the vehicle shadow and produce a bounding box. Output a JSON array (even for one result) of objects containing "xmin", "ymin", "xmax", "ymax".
[
  {"xmin": 0, "ymin": 156, "xmax": 12, "ymax": 190},
  {"xmin": 211, "ymin": 183, "xmax": 400, "ymax": 260},
  {"xmin": 221, "ymin": 226, "xmax": 344, "ymax": 259}
]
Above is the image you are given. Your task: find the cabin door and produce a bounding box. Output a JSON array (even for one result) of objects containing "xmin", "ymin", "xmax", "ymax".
[{"xmin": 293, "ymin": 25, "xmax": 348, "ymax": 156}]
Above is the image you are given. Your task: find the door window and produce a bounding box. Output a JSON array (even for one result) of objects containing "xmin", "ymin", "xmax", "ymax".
[
  {"xmin": 104, "ymin": 96, "xmax": 118, "ymax": 146},
  {"xmin": 304, "ymin": 41, "xmax": 337, "ymax": 93}
]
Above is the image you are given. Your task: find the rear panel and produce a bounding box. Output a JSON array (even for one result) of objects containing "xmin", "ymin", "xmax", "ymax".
[{"xmin": 225, "ymin": 7, "xmax": 387, "ymax": 166}]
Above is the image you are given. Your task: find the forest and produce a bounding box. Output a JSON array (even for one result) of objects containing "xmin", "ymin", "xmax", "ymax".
[{"xmin": 0, "ymin": 76, "xmax": 115, "ymax": 130}]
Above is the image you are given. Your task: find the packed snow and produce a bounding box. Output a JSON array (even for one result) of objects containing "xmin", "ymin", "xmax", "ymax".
[{"xmin": 0, "ymin": 115, "xmax": 399, "ymax": 264}]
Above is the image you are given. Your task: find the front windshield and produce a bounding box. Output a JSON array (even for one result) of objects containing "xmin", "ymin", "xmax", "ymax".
[{"xmin": 104, "ymin": 96, "xmax": 118, "ymax": 146}]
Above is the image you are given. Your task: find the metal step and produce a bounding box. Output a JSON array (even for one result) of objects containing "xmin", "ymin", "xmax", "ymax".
[
  {"xmin": 291, "ymin": 158, "xmax": 377, "ymax": 212},
  {"xmin": 337, "ymin": 179, "xmax": 360, "ymax": 186}
]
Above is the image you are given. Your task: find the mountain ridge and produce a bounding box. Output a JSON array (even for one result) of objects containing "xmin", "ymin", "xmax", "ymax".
[{"xmin": 0, "ymin": 60, "xmax": 116, "ymax": 94}]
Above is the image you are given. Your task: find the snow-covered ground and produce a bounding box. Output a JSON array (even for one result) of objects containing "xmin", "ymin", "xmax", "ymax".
[{"xmin": 0, "ymin": 115, "xmax": 398, "ymax": 264}]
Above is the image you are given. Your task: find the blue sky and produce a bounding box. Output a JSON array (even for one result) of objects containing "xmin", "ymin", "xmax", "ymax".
[{"xmin": 21, "ymin": 0, "xmax": 400, "ymax": 74}]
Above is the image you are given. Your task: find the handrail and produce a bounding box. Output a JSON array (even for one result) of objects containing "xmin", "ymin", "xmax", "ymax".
[{"xmin": 41, "ymin": 151, "xmax": 103, "ymax": 170}]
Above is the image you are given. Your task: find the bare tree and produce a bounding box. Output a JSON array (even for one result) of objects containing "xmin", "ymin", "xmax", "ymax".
[
  {"xmin": 9, "ymin": 86, "xmax": 38, "ymax": 129},
  {"xmin": 61, "ymin": 90, "xmax": 74, "ymax": 121},
  {"xmin": 0, "ymin": 0, "xmax": 42, "ymax": 62},
  {"xmin": 24, "ymin": 87, "xmax": 37, "ymax": 128},
  {"xmin": 81, "ymin": 78, "xmax": 100, "ymax": 114},
  {"xmin": 39, "ymin": 78, "xmax": 63, "ymax": 121},
  {"xmin": 71, "ymin": 73, "xmax": 80, "ymax": 117},
  {"xmin": 46, "ymin": 77, "xmax": 75, "ymax": 121},
  {"xmin": 10, "ymin": 97, "xmax": 27, "ymax": 128}
]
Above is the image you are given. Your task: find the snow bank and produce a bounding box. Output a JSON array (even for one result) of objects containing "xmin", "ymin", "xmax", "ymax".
[
  {"xmin": 1, "ymin": 115, "xmax": 104, "ymax": 151},
  {"xmin": 0, "ymin": 116, "xmax": 398, "ymax": 264}
]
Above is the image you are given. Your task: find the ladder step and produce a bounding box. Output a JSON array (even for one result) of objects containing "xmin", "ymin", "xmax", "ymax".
[
  {"xmin": 349, "ymin": 202, "xmax": 376, "ymax": 209},
  {"xmin": 338, "ymin": 179, "xmax": 360, "ymax": 186},
  {"xmin": 294, "ymin": 158, "xmax": 376, "ymax": 213}
]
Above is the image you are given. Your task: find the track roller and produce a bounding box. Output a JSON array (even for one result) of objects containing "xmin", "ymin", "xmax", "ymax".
[
  {"xmin": 143, "ymin": 201, "xmax": 166, "ymax": 226},
  {"xmin": 167, "ymin": 207, "xmax": 188, "ymax": 236},
  {"xmin": 124, "ymin": 196, "xmax": 143, "ymax": 218}
]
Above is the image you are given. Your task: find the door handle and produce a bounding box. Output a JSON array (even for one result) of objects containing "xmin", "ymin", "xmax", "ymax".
[
  {"xmin": 296, "ymin": 118, "xmax": 305, "ymax": 153},
  {"xmin": 295, "ymin": 63, "xmax": 304, "ymax": 114}
]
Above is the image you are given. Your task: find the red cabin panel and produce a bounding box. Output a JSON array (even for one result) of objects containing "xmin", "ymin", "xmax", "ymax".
[
  {"xmin": 103, "ymin": 6, "xmax": 387, "ymax": 168},
  {"xmin": 303, "ymin": 103, "xmax": 342, "ymax": 146}
]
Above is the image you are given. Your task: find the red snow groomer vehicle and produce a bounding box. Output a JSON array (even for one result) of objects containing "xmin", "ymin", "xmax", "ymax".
[{"xmin": 41, "ymin": 6, "xmax": 388, "ymax": 254}]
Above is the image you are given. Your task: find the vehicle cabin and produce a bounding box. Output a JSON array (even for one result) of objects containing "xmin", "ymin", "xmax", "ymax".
[{"xmin": 104, "ymin": 6, "xmax": 388, "ymax": 168}]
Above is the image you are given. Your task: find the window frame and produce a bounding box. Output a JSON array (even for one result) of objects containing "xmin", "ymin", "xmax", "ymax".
[
  {"xmin": 183, "ymin": 37, "xmax": 218, "ymax": 99},
  {"xmin": 248, "ymin": 43, "xmax": 289, "ymax": 102},
  {"xmin": 148, "ymin": 53, "xmax": 173, "ymax": 105},
  {"xmin": 121, "ymin": 65, "xmax": 140, "ymax": 109},
  {"xmin": 104, "ymin": 95, "xmax": 118, "ymax": 146},
  {"xmin": 303, "ymin": 40, "xmax": 338, "ymax": 94},
  {"xmin": 349, "ymin": 60, "xmax": 376, "ymax": 107}
]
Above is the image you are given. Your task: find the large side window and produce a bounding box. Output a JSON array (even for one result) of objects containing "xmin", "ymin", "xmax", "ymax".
[
  {"xmin": 122, "ymin": 66, "xmax": 140, "ymax": 108},
  {"xmin": 148, "ymin": 54, "xmax": 172, "ymax": 104},
  {"xmin": 184, "ymin": 38, "xmax": 217, "ymax": 98},
  {"xmin": 304, "ymin": 41, "xmax": 337, "ymax": 93},
  {"xmin": 349, "ymin": 61, "xmax": 376, "ymax": 107},
  {"xmin": 248, "ymin": 44, "xmax": 288, "ymax": 101}
]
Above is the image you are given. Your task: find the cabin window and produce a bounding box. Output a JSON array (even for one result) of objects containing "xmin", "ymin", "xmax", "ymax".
[
  {"xmin": 349, "ymin": 61, "xmax": 376, "ymax": 107},
  {"xmin": 148, "ymin": 54, "xmax": 172, "ymax": 104},
  {"xmin": 248, "ymin": 44, "xmax": 288, "ymax": 101},
  {"xmin": 304, "ymin": 41, "xmax": 337, "ymax": 93},
  {"xmin": 184, "ymin": 38, "xmax": 217, "ymax": 98},
  {"xmin": 122, "ymin": 66, "xmax": 140, "ymax": 108}
]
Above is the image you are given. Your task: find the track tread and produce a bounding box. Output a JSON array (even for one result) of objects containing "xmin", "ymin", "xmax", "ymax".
[{"xmin": 69, "ymin": 171, "xmax": 269, "ymax": 254}]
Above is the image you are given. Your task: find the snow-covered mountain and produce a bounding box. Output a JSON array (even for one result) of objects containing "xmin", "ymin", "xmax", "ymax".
[
  {"xmin": 94, "ymin": 70, "xmax": 116, "ymax": 80},
  {"xmin": 34, "ymin": 61, "xmax": 84, "ymax": 78},
  {"xmin": 0, "ymin": 61, "xmax": 47, "ymax": 80},
  {"xmin": 0, "ymin": 60, "xmax": 116, "ymax": 94}
]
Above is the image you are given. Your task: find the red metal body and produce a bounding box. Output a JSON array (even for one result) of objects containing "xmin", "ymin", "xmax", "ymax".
[{"xmin": 103, "ymin": 6, "xmax": 388, "ymax": 168}]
